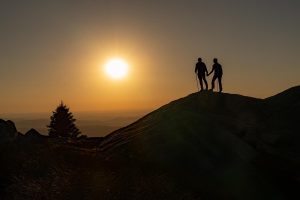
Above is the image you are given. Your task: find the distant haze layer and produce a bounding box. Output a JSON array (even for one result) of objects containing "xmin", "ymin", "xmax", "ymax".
[{"xmin": 2, "ymin": 110, "xmax": 148, "ymax": 137}]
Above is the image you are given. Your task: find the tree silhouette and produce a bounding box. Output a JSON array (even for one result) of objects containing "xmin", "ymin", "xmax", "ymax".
[{"xmin": 48, "ymin": 102, "xmax": 81, "ymax": 138}]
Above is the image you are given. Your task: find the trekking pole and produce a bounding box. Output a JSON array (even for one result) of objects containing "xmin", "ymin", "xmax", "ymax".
[{"xmin": 195, "ymin": 74, "xmax": 199, "ymax": 92}]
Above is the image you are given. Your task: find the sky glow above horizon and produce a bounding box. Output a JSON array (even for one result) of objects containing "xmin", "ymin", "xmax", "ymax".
[{"xmin": 0, "ymin": 0, "xmax": 299, "ymax": 114}]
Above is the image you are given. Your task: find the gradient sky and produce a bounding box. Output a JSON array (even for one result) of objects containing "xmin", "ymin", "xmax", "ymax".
[{"xmin": 1, "ymin": 0, "xmax": 299, "ymax": 114}]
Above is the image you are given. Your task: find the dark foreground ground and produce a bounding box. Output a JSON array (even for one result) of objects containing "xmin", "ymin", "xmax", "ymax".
[{"xmin": 1, "ymin": 86, "xmax": 300, "ymax": 200}]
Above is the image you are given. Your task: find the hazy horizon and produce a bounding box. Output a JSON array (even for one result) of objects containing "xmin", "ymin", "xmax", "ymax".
[
  {"xmin": 2, "ymin": 86, "xmax": 298, "ymax": 137},
  {"xmin": 1, "ymin": 107, "xmax": 151, "ymax": 135},
  {"xmin": 1, "ymin": 109, "xmax": 150, "ymax": 136}
]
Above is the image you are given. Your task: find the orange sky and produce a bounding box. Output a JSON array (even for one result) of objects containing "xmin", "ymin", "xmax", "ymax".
[{"xmin": 0, "ymin": 1, "xmax": 299, "ymax": 114}]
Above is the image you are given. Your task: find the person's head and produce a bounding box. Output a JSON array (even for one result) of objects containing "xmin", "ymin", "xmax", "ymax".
[
  {"xmin": 213, "ymin": 58, "xmax": 218, "ymax": 63},
  {"xmin": 198, "ymin": 57, "xmax": 202, "ymax": 62}
]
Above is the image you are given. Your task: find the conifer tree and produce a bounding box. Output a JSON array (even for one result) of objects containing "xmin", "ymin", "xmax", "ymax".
[{"xmin": 48, "ymin": 102, "xmax": 81, "ymax": 138}]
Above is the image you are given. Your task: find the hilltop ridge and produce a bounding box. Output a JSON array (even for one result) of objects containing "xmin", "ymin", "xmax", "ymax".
[{"xmin": 95, "ymin": 87, "xmax": 300, "ymax": 199}]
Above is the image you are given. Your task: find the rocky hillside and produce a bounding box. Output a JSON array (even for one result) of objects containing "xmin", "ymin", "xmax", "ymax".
[{"xmin": 0, "ymin": 86, "xmax": 299, "ymax": 200}]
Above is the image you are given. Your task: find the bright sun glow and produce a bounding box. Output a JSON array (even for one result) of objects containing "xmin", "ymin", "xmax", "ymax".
[{"xmin": 104, "ymin": 58, "xmax": 129, "ymax": 80}]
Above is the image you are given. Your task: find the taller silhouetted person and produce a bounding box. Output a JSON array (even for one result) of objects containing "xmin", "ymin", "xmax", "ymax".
[
  {"xmin": 208, "ymin": 58, "xmax": 223, "ymax": 92},
  {"xmin": 195, "ymin": 58, "xmax": 208, "ymax": 91}
]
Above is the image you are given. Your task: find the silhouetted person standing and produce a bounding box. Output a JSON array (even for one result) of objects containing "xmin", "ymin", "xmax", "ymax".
[
  {"xmin": 208, "ymin": 58, "xmax": 223, "ymax": 92},
  {"xmin": 195, "ymin": 58, "xmax": 208, "ymax": 91}
]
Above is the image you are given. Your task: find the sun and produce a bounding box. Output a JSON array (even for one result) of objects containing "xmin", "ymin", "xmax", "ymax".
[{"xmin": 104, "ymin": 58, "xmax": 129, "ymax": 80}]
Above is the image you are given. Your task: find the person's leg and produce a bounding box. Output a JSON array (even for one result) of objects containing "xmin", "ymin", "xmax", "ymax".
[
  {"xmin": 199, "ymin": 76, "xmax": 204, "ymax": 90},
  {"xmin": 218, "ymin": 76, "xmax": 222, "ymax": 92},
  {"xmin": 203, "ymin": 76, "xmax": 208, "ymax": 90},
  {"xmin": 211, "ymin": 75, "xmax": 217, "ymax": 90}
]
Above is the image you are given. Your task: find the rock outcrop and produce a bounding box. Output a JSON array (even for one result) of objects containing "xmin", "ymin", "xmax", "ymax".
[{"xmin": 0, "ymin": 119, "xmax": 18, "ymax": 142}]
